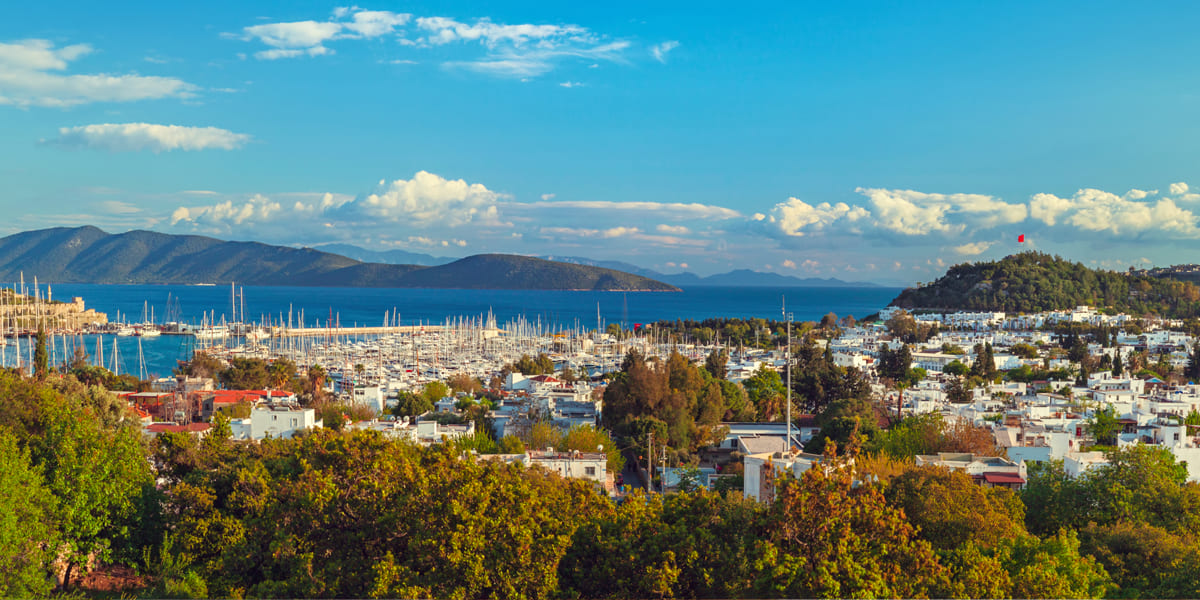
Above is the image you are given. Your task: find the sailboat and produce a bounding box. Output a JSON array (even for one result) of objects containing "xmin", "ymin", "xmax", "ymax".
[{"xmin": 135, "ymin": 301, "xmax": 161, "ymax": 337}]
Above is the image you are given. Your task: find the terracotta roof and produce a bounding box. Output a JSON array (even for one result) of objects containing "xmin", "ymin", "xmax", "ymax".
[
  {"xmin": 982, "ymin": 472, "xmax": 1025, "ymax": 484},
  {"xmin": 145, "ymin": 422, "xmax": 211, "ymax": 434}
]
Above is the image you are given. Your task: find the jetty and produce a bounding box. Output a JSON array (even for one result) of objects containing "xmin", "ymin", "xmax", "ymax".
[{"xmin": 272, "ymin": 325, "xmax": 446, "ymax": 338}]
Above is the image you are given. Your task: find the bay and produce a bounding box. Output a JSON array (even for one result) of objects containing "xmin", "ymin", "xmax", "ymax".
[{"xmin": 5, "ymin": 283, "xmax": 903, "ymax": 379}]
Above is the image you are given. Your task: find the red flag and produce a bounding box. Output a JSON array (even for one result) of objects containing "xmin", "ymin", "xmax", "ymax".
[{"xmin": 1018, "ymin": 234, "xmax": 1025, "ymax": 243}]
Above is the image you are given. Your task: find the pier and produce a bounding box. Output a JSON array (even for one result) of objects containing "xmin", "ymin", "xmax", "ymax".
[{"xmin": 271, "ymin": 325, "xmax": 447, "ymax": 338}]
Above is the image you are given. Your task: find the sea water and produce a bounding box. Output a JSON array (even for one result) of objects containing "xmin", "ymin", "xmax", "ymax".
[{"xmin": 5, "ymin": 284, "xmax": 903, "ymax": 378}]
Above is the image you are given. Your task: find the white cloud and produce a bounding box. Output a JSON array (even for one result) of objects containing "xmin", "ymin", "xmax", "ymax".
[
  {"xmin": 650, "ymin": 41, "xmax": 679, "ymax": 63},
  {"xmin": 241, "ymin": 9, "xmax": 411, "ymax": 59},
  {"xmin": 96, "ymin": 200, "xmax": 142, "ymax": 214},
  {"xmin": 1029, "ymin": 192, "xmax": 1074, "ymax": 226},
  {"xmin": 1170, "ymin": 182, "xmax": 1189, "ymax": 196},
  {"xmin": 856, "ymin": 188, "xmax": 1026, "ymax": 235},
  {"xmin": 559, "ymin": 81, "xmax": 584, "ymax": 88},
  {"xmin": 171, "ymin": 194, "xmax": 282, "ymax": 229},
  {"xmin": 239, "ymin": 10, "xmax": 632, "ymax": 77},
  {"xmin": 243, "ymin": 21, "xmax": 343, "ymax": 52},
  {"xmin": 49, "ymin": 123, "xmax": 250, "ymax": 152},
  {"xmin": 781, "ymin": 259, "xmax": 796, "ymax": 269},
  {"xmin": 529, "ymin": 199, "xmax": 740, "ymax": 220},
  {"xmin": 1028, "ymin": 188, "xmax": 1200, "ymax": 238},
  {"xmin": 540, "ymin": 193, "xmax": 556, "ymax": 201},
  {"xmin": 343, "ymin": 10, "xmax": 412, "ymax": 37},
  {"xmin": 538, "ymin": 226, "xmax": 640, "ymax": 238},
  {"xmin": 353, "ymin": 170, "xmax": 508, "ymax": 227},
  {"xmin": 773, "ymin": 198, "xmax": 868, "ymax": 237},
  {"xmin": 415, "ymin": 17, "xmax": 584, "ymax": 47},
  {"xmin": 953, "ymin": 241, "xmax": 992, "ymax": 255},
  {"xmin": 256, "ymin": 46, "xmax": 333, "ymax": 60},
  {"xmin": 656, "ymin": 224, "xmax": 690, "ymax": 234},
  {"xmin": 0, "ymin": 39, "xmax": 195, "ymax": 107},
  {"xmin": 444, "ymin": 40, "xmax": 630, "ymax": 78}
]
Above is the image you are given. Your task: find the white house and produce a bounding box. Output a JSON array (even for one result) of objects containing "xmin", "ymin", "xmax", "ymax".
[
  {"xmin": 526, "ymin": 450, "xmax": 607, "ymax": 484},
  {"xmin": 230, "ymin": 401, "xmax": 322, "ymax": 440}
]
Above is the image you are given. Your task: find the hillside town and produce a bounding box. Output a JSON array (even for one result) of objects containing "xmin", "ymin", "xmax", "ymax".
[{"xmin": 114, "ymin": 301, "xmax": 1200, "ymax": 503}]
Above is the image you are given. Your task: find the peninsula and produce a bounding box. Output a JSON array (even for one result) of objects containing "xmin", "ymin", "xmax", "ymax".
[{"xmin": 0, "ymin": 227, "xmax": 679, "ymax": 292}]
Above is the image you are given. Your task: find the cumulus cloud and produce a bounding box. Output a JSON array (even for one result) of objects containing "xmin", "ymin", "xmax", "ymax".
[
  {"xmin": 773, "ymin": 198, "xmax": 868, "ymax": 236},
  {"xmin": 351, "ymin": 170, "xmax": 509, "ymax": 227},
  {"xmin": 650, "ymin": 41, "xmax": 679, "ymax": 63},
  {"xmin": 656, "ymin": 224, "xmax": 690, "ymax": 234},
  {"xmin": 0, "ymin": 39, "xmax": 195, "ymax": 107},
  {"xmin": 1170, "ymin": 182, "xmax": 1189, "ymax": 196},
  {"xmin": 171, "ymin": 194, "xmax": 281, "ymax": 229},
  {"xmin": 1028, "ymin": 188, "xmax": 1200, "ymax": 238},
  {"xmin": 855, "ymin": 188, "xmax": 1027, "ymax": 235},
  {"xmin": 781, "ymin": 259, "xmax": 796, "ymax": 269},
  {"xmin": 241, "ymin": 9, "xmax": 410, "ymax": 59},
  {"xmin": 953, "ymin": 241, "xmax": 992, "ymax": 255},
  {"xmin": 48, "ymin": 123, "xmax": 250, "ymax": 152}
]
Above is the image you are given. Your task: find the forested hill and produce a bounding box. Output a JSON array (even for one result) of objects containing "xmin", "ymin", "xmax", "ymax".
[
  {"xmin": 0, "ymin": 227, "xmax": 679, "ymax": 291},
  {"xmin": 889, "ymin": 252, "xmax": 1200, "ymax": 318}
]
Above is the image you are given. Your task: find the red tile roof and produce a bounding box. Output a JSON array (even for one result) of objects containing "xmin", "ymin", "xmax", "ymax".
[
  {"xmin": 982, "ymin": 472, "xmax": 1025, "ymax": 484},
  {"xmin": 145, "ymin": 422, "xmax": 211, "ymax": 434}
]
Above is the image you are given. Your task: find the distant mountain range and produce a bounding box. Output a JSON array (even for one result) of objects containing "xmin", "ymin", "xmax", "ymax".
[
  {"xmin": 538, "ymin": 256, "xmax": 881, "ymax": 288},
  {"xmin": 300, "ymin": 245, "xmax": 879, "ymax": 287},
  {"xmin": 312, "ymin": 243, "xmax": 455, "ymax": 267},
  {"xmin": 0, "ymin": 227, "xmax": 678, "ymax": 291}
]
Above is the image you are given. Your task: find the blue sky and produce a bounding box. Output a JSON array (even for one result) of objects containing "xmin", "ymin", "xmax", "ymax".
[{"xmin": 3, "ymin": 1, "xmax": 1200, "ymax": 283}]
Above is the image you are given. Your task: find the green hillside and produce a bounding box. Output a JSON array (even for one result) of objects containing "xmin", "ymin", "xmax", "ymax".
[
  {"xmin": 890, "ymin": 252, "xmax": 1200, "ymax": 318},
  {"xmin": 0, "ymin": 227, "xmax": 678, "ymax": 291}
]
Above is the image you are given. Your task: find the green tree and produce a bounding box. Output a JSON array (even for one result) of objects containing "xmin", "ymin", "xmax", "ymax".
[
  {"xmin": 34, "ymin": 324, "xmax": 48, "ymax": 379},
  {"xmin": 944, "ymin": 360, "xmax": 969, "ymax": 377},
  {"xmin": 561, "ymin": 425, "xmax": 625, "ymax": 473},
  {"xmin": 498, "ymin": 435, "xmax": 526, "ymax": 454},
  {"xmin": 0, "ymin": 431, "xmax": 60, "ymax": 597},
  {"xmin": 704, "ymin": 349, "xmax": 728, "ymax": 380},
  {"xmin": 1186, "ymin": 343, "xmax": 1200, "ymax": 382},
  {"xmin": 392, "ymin": 390, "xmax": 433, "ymax": 418},
  {"xmin": 886, "ymin": 467, "xmax": 1026, "ymax": 551},
  {"xmin": 945, "ymin": 376, "xmax": 973, "ymax": 404},
  {"xmin": 1087, "ymin": 406, "xmax": 1121, "ymax": 447},
  {"xmin": 421, "ymin": 380, "xmax": 450, "ymax": 405},
  {"xmin": 804, "ymin": 397, "xmax": 881, "ymax": 455},
  {"xmin": 1079, "ymin": 521, "xmax": 1200, "ymax": 598},
  {"xmin": 757, "ymin": 444, "xmax": 951, "ymax": 598},
  {"xmin": 742, "ymin": 366, "xmax": 785, "ymax": 421}
]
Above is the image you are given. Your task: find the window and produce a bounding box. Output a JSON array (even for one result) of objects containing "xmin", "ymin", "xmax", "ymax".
[
  {"xmin": 272, "ymin": 415, "xmax": 277, "ymax": 421},
  {"xmin": 585, "ymin": 466, "xmax": 596, "ymax": 476},
  {"xmin": 292, "ymin": 418, "xmax": 298, "ymax": 427}
]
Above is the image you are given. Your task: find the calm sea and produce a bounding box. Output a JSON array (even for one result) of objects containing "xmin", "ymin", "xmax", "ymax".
[{"xmin": 4, "ymin": 284, "xmax": 902, "ymax": 378}]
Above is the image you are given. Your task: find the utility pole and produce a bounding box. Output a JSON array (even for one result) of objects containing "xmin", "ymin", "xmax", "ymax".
[
  {"xmin": 647, "ymin": 429, "xmax": 653, "ymax": 493},
  {"xmin": 661, "ymin": 444, "xmax": 667, "ymax": 492},
  {"xmin": 784, "ymin": 295, "xmax": 793, "ymax": 455}
]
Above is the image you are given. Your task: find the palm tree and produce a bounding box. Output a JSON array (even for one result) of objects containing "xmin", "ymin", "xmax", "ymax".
[{"xmin": 307, "ymin": 364, "xmax": 327, "ymax": 402}]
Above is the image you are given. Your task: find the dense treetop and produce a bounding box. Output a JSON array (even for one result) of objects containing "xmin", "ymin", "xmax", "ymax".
[{"xmin": 891, "ymin": 252, "xmax": 1200, "ymax": 317}]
